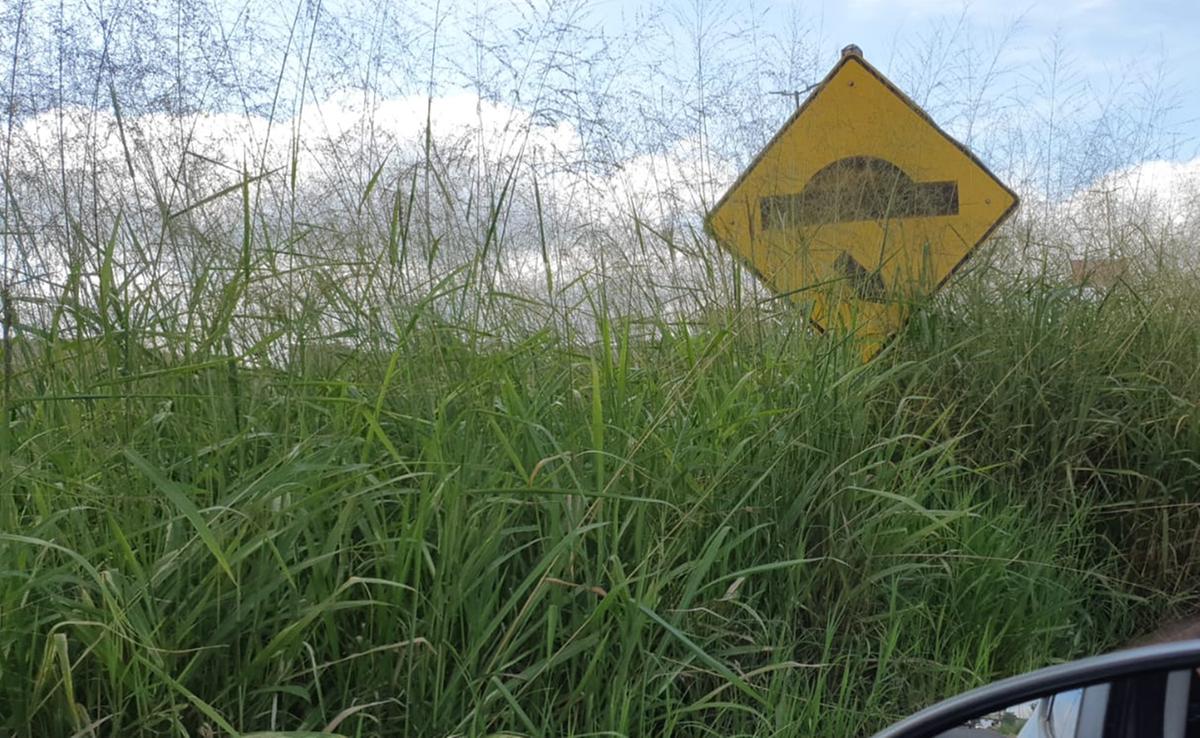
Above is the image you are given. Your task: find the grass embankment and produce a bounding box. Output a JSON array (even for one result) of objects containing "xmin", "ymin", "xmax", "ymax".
[{"xmin": 1, "ymin": 268, "xmax": 1198, "ymax": 736}]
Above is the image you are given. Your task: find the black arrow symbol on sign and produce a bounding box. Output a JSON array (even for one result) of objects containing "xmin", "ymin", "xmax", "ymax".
[{"xmin": 834, "ymin": 251, "xmax": 887, "ymax": 302}]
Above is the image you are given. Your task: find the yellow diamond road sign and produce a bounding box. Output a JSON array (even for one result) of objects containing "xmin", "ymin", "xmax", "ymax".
[{"xmin": 705, "ymin": 47, "xmax": 1018, "ymax": 356}]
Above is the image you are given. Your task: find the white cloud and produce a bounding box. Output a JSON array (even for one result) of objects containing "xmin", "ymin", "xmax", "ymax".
[
  {"xmin": 3, "ymin": 92, "xmax": 738, "ymax": 318},
  {"xmin": 1063, "ymin": 156, "xmax": 1200, "ymax": 225},
  {"xmin": 8, "ymin": 85, "xmax": 1194, "ymax": 309},
  {"xmin": 1096, "ymin": 157, "xmax": 1200, "ymax": 214},
  {"xmin": 1043, "ymin": 155, "xmax": 1200, "ymax": 270}
]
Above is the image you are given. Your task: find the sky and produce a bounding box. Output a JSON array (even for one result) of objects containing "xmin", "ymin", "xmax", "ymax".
[
  {"xmin": 590, "ymin": 0, "xmax": 1199, "ymax": 161},
  {"xmin": 10, "ymin": 0, "xmax": 1199, "ymax": 223},
  {"xmin": 5, "ymin": 0, "xmax": 1199, "ymax": 300},
  {"xmin": 183, "ymin": 0, "xmax": 1200, "ymax": 181}
]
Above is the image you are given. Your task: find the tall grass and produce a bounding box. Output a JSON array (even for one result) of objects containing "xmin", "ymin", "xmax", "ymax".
[{"xmin": 1, "ymin": 211, "xmax": 1198, "ymax": 735}]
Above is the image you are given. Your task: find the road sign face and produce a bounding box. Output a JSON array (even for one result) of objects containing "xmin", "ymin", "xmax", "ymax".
[{"xmin": 706, "ymin": 51, "xmax": 1018, "ymax": 355}]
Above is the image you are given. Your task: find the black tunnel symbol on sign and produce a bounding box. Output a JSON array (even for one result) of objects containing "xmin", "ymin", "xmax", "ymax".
[{"xmin": 760, "ymin": 156, "xmax": 959, "ymax": 230}]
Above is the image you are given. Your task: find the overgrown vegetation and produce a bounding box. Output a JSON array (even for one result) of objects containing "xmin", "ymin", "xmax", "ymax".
[
  {"xmin": 2, "ymin": 1, "xmax": 1198, "ymax": 736},
  {"xmin": 1, "ymin": 233, "xmax": 1198, "ymax": 736}
]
